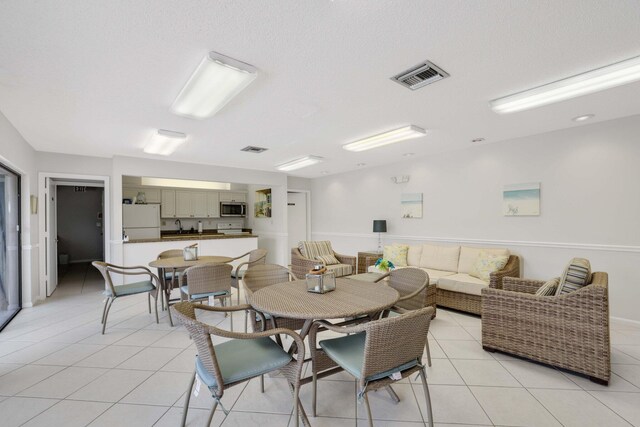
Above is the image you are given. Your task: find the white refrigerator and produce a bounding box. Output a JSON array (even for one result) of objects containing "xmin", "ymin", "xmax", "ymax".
[{"xmin": 123, "ymin": 204, "xmax": 161, "ymax": 240}]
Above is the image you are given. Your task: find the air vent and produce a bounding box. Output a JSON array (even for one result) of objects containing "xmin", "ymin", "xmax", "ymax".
[
  {"xmin": 241, "ymin": 146, "xmax": 268, "ymax": 153},
  {"xmin": 391, "ymin": 60, "xmax": 449, "ymax": 90}
]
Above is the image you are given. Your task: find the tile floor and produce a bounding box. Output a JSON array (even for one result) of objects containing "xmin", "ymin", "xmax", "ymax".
[{"xmin": 0, "ymin": 263, "xmax": 639, "ymax": 426}]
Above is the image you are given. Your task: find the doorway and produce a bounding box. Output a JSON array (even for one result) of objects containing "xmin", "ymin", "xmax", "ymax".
[
  {"xmin": 39, "ymin": 173, "xmax": 110, "ymax": 300},
  {"xmin": 0, "ymin": 162, "xmax": 21, "ymax": 331},
  {"xmin": 287, "ymin": 191, "xmax": 310, "ymax": 263}
]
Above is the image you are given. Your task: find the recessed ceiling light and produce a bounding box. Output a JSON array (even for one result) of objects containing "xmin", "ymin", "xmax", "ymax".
[
  {"xmin": 343, "ymin": 125, "xmax": 427, "ymax": 152},
  {"xmin": 276, "ymin": 155, "xmax": 323, "ymax": 172},
  {"xmin": 572, "ymin": 114, "xmax": 595, "ymax": 122},
  {"xmin": 489, "ymin": 55, "xmax": 640, "ymax": 114},
  {"xmin": 171, "ymin": 51, "xmax": 258, "ymax": 119},
  {"xmin": 143, "ymin": 129, "xmax": 187, "ymax": 156},
  {"xmin": 471, "ymin": 138, "xmax": 485, "ymax": 143},
  {"xmin": 356, "ymin": 163, "xmax": 366, "ymax": 167},
  {"xmin": 403, "ymin": 153, "xmax": 415, "ymax": 157}
]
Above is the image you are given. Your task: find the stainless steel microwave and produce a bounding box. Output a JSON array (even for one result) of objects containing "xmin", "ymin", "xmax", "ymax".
[{"xmin": 220, "ymin": 202, "xmax": 246, "ymax": 217}]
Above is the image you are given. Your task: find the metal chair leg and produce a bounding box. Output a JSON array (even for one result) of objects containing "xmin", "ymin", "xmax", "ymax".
[
  {"xmin": 101, "ymin": 297, "xmax": 110, "ymax": 324},
  {"xmin": 386, "ymin": 385, "xmax": 400, "ymax": 403},
  {"xmin": 147, "ymin": 293, "xmax": 151, "ymax": 314},
  {"xmin": 260, "ymin": 374, "xmax": 265, "ymax": 393},
  {"xmin": 426, "ymin": 339, "xmax": 432, "ymax": 367},
  {"xmin": 165, "ymin": 293, "xmax": 173, "ymax": 327},
  {"xmin": 153, "ymin": 291, "xmax": 159, "ymax": 324},
  {"xmin": 312, "ymin": 372, "xmax": 318, "ymax": 417},
  {"xmin": 292, "ymin": 381, "xmax": 301, "ymax": 427},
  {"xmin": 101, "ymin": 297, "xmax": 115, "ymax": 335},
  {"xmin": 419, "ymin": 367, "xmax": 434, "ymax": 427},
  {"xmin": 363, "ymin": 392, "xmax": 374, "ymax": 427},
  {"xmin": 181, "ymin": 370, "xmax": 196, "ymax": 427},
  {"xmin": 229, "ymin": 295, "xmax": 233, "ymax": 331},
  {"xmin": 206, "ymin": 399, "xmax": 219, "ymax": 427}
]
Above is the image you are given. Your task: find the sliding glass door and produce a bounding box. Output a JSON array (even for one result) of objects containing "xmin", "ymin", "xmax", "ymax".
[{"xmin": 0, "ymin": 163, "xmax": 21, "ymax": 331}]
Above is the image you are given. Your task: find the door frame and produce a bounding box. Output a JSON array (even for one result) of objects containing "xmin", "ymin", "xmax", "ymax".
[
  {"xmin": 38, "ymin": 172, "xmax": 110, "ymax": 301},
  {"xmin": 0, "ymin": 161, "xmax": 22, "ymax": 331},
  {"xmin": 287, "ymin": 189, "xmax": 311, "ymax": 242}
]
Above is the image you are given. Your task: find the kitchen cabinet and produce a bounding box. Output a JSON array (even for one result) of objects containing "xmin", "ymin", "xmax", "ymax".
[
  {"xmin": 219, "ymin": 192, "xmax": 246, "ymax": 203},
  {"xmin": 207, "ymin": 192, "xmax": 220, "ymax": 218},
  {"xmin": 161, "ymin": 190, "xmax": 176, "ymax": 218},
  {"xmin": 175, "ymin": 191, "xmax": 192, "ymax": 217},
  {"xmin": 192, "ymin": 192, "xmax": 208, "ymax": 218}
]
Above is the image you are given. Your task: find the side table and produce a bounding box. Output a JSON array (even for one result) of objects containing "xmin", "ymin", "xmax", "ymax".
[{"xmin": 357, "ymin": 251, "xmax": 383, "ymax": 274}]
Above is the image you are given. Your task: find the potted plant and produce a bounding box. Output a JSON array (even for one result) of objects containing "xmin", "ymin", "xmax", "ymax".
[{"xmin": 374, "ymin": 258, "xmax": 395, "ymax": 273}]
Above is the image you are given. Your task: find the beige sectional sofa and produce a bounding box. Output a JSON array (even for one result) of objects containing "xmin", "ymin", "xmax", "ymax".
[{"xmin": 368, "ymin": 244, "xmax": 520, "ymax": 315}]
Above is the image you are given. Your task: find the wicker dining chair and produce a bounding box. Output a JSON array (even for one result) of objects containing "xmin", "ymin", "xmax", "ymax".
[
  {"xmin": 156, "ymin": 249, "xmax": 185, "ymax": 311},
  {"xmin": 241, "ymin": 264, "xmax": 306, "ymax": 335},
  {"xmin": 309, "ymin": 306, "xmax": 435, "ymax": 427},
  {"xmin": 375, "ymin": 267, "xmax": 435, "ymax": 366},
  {"xmin": 179, "ymin": 263, "xmax": 234, "ymax": 330},
  {"xmin": 230, "ymin": 248, "xmax": 267, "ymax": 304},
  {"xmin": 92, "ymin": 261, "xmax": 162, "ymax": 334},
  {"xmin": 171, "ymin": 301, "xmax": 306, "ymax": 427}
]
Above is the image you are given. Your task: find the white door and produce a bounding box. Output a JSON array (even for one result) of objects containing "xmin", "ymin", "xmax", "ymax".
[
  {"xmin": 46, "ymin": 179, "xmax": 58, "ymax": 296},
  {"xmin": 287, "ymin": 192, "xmax": 308, "ymax": 262}
]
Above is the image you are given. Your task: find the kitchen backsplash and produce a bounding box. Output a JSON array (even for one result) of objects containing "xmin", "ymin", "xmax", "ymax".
[{"xmin": 160, "ymin": 218, "xmax": 245, "ymax": 232}]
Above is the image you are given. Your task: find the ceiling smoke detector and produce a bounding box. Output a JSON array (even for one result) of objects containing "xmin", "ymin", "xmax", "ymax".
[
  {"xmin": 241, "ymin": 146, "xmax": 268, "ymax": 153},
  {"xmin": 391, "ymin": 60, "xmax": 449, "ymax": 90}
]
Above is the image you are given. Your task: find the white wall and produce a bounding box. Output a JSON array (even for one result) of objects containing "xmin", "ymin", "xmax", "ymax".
[
  {"xmin": 0, "ymin": 111, "xmax": 38, "ymax": 306},
  {"xmin": 311, "ymin": 115, "xmax": 640, "ymax": 322}
]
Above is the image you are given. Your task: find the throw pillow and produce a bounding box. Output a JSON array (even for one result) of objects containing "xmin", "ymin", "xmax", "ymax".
[
  {"xmin": 556, "ymin": 258, "xmax": 591, "ymax": 295},
  {"xmin": 316, "ymin": 254, "xmax": 340, "ymax": 265},
  {"xmin": 469, "ymin": 251, "xmax": 509, "ymax": 282},
  {"xmin": 383, "ymin": 244, "xmax": 409, "ymax": 267},
  {"xmin": 299, "ymin": 241, "xmax": 334, "ymax": 259},
  {"xmin": 535, "ymin": 277, "xmax": 560, "ymax": 296}
]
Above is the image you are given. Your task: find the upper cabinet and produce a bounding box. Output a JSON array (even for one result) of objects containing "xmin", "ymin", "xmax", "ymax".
[
  {"xmin": 175, "ymin": 191, "xmax": 192, "ymax": 217},
  {"xmin": 219, "ymin": 192, "xmax": 247, "ymax": 203},
  {"xmin": 207, "ymin": 192, "xmax": 220, "ymax": 218},
  {"xmin": 161, "ymin": 190, "xmax": 176, "ymax": 218},
  {"xmin": 192, "ymin": 192, "xmax": 208, "ymax": 218}
]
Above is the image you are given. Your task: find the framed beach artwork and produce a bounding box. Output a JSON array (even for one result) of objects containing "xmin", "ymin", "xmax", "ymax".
[
  {"xmin": 401, "ymin": 193, "xmax": 423, "ymax": 218},
  {"xmin": 503, "ymin": 183, "xmax": 540, "ymax": 216}
]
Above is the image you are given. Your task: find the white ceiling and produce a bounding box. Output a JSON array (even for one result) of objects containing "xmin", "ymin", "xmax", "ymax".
[{"xmin": 1, "ymin": 1, "xmax": 639, "ymax": 178}]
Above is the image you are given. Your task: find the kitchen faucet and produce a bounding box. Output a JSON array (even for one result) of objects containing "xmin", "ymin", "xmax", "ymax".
[{"xmin": 175, "ymin": 219, "xmax": 183, "ymax": 234}]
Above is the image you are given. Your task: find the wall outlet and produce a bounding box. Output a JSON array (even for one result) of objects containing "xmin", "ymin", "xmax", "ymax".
[{"xmin": 161, "ymin": 220, "xmax": 166, "ymax": 226}]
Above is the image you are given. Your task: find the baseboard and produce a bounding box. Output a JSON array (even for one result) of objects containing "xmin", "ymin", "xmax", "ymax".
[{"xmin": 611, "ymin": 316, "xmax": 640, "ymax": 326}]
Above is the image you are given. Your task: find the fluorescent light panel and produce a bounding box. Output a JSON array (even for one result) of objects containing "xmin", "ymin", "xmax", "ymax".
[
  {"xmin": 171, "ymin": 51, "xmax": 258, "ymax": 119},
  {"xmin": 140, "ymin": 177, "xmax": 230, "ymax": 190},
  {"xmin": 143, "ymin": 129, "xmax": 187, "ymax": 156},
  {"xmin": 490, "ymin": 55, "xmax": 640, "ymax": 114},
  {"xmin": 342, "ymin": 125, "xmax": 427, "ymax": 152},
  {"xmin": 276, "ymin": 156, "xmax": 323, "ymax": 172}
]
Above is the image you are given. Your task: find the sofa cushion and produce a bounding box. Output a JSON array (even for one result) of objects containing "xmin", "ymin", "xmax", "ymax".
[
  {"xmin": 457, "ymin": 246, "xmax": 510, "ymax": 274},
  {"xmin": 383, "ymin": 244, "xmax": 408, "ymax": 267},
  {"xmin": 556, "ymin": 258, "xmax": 591, "ymax": 296},
  {"xmin": 469, "ymin": 251, "xmax": 509, "ymax": 282},
  {"xmin": 438, "ymin": 273, "xmax": 488, "ymax": 296},
  {"xmin": 326, "ymin": 263, "xmax": 353, "ymax": 277},
  {"xmin": 419, "ymin": 244, "xmax": 460, "ymax": 272},
  {"xmin": 406, "ymin": 245, "xmax": 423, "ymax": 266},
  {"xmin": 535, "ymin": 277, "xmax": 560, "ymax": 296},
  {"xmin": 423, "ymin": 268, "xmax": 456, "ymax": 285}
]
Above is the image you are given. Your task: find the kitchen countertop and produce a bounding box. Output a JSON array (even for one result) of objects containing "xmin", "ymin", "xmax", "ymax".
[{"xmin": 125, "ymin": 233, "xmax": 257, "ymax": 244}]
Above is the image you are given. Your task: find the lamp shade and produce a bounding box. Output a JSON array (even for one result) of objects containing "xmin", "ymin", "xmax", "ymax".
[{"xmin": 373, "ymin": 220, "xmax": 387, "ymax": 233}]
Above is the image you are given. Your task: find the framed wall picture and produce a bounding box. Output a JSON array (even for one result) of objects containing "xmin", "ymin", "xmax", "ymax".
[
  {"xmin": 401, "ymin": 193, "xmax": 423, "ymax": 218},
  {"xmin": 255, "ymin": 188, "xmax": 272, "ymax": 218},
  {"xmin": 503, "ymin": 182, "xmax": 540, "ymax": 216}
]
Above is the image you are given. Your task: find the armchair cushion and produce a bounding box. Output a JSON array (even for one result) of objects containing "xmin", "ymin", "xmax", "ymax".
[
  {"xmin": 316, "ymin": 254, "xmax": 340, "ymax": 265},
  {"xmin": 438, "ymin": 273, "xmax": 488, "ymax": 296},
  {"xmin": 299, "ymin": 240, "xmax": 334, "ymax": 259},
  {"xmin": 535, "ymin": 277, "xmax": 560, "ymax": 296},
  {"xmin": 107, "ymin": 280, "xmax": 155, "ymax": 297},
  {"xmin": 556, "ymin": 258, "xmax": 591, "ymax": 295},
  {"xmin": 180, "ymin": 286, "xmax": 229, "ymax": 300},
  {"xmin": 469, "ymin": 251, "xmax": 509, "ymax": 282},
  {"xmin": 196, "ymin": 337, "xmax": 292, "ymax": 388},
  {"xmin": 319, "ymin": 332, "xmax": 419, "ymax": 381},
  {"xmin": 326, "ymin": 263, "xmax": 353, "ymax": 277}
]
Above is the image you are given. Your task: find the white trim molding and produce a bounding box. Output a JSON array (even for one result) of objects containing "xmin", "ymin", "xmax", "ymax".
[{"xmin": 312, "ymin": 231, "xmax": 640, "ymax": 254}]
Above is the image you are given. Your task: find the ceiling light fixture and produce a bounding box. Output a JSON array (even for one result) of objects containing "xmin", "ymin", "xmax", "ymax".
[
  {"xmin": 276, "ymin": 155, "xmax": 323, "ymax": 172},
  {"xmin": 171, "ymin": 51, "xmax": 258, "ymax": 119},
  {"xmin": 572, "ymin": 114, "xmax": 595, "ymax": 122},
  {"xmin": 489, "ymin": 55, "xmax": 640, "ymax": 114},
  {"xmin": 342, "ymin": 125, "xmax": 427, "ymax": 152},
  {"xmin": 471, "ymin": 138, "xmax": 485, "ymax": 143},
  {"xmin": 143, "ymin": 129, "xmax": 187, "ymax": 156},
  {"xmin": 140, "ymin": 177, "xmax": 230, "ymax": 190}
]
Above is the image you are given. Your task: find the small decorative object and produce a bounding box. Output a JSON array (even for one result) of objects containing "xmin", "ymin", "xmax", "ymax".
[
  {"xmin": 503, "ymin": 182, "xmax": 540, "ymax": 216},
  {"xmin": 136, "ymin": 191, "xmax": 146, "ymax": 204},
  {"xmin": 372, "ymin": 220, "xmax": 387, "ymax": 253},
  {"xmin": 123, "ymin": 198, "xmax": 132, "ymax": 204},
  {"xmin": 374, "ymin": 258, "xmax": 395, "ymax": 273},
  {"xmin": 183, "ymin": 243, "xmax": 198, "ymax": 261},
  {"xmin": 306, "ymin": 266, "xmax": 336, "ymax": 294},
  {"xmin": 255, "ymin": 188, "xmax": 272, "ymax": 218},
  {"xmin": 401, "ymin": 193, "xmax": 423, "ymax": 218}
]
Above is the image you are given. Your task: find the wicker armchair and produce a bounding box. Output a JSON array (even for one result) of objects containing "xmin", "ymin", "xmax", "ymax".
[
  {"xmin": 92, "ymin": 262, "xmax": 162, "ymax": 334},
  {"xmin": 291, "ymin": 242, "xmax": 356, "ymax": 279},
  {"xmin": 171, "ymin": 301, "xmax": 306, "ymax": 427},
  {"xmin": 377, "ymin": 267, "xmax": 435, "ymax": 366},
  {"xmin": 438, "ymin": 254, "xmax": 520, "ymax": 315},
  {"xmin": 481, "ymin": 272, "xmax": 610, "ymax": 384},
  {"xmin": 230, "ymin": 248, "xmax": 267, "ymax": 304},
  {"xmin": 309, "ymin": 307, "xmax": 435, "ymax": 427},
  {"xmin": 179, "ymin": 263, "xmax": 233, "ymax": 330}
]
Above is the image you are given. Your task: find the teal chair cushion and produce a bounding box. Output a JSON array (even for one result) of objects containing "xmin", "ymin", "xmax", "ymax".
[
  {"xmin": 180, "ymin": 286, "xmax": 229, "ymax": 300},
  {"xmin": 195, "ymin": 337, "xmax": 292, "ymax": 388},
  {"xmin": 108, "ymin": 280, "xmax": 155, "ymax": 297},
  {"xmin": 320, "ymin": 332, "xmax": 419, "ymax": 382}
]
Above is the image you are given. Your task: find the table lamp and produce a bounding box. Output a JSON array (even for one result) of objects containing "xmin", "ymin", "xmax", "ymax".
[{"xmin": 373, "ymin": 220, "xmax": 387, "ymax": 253}]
